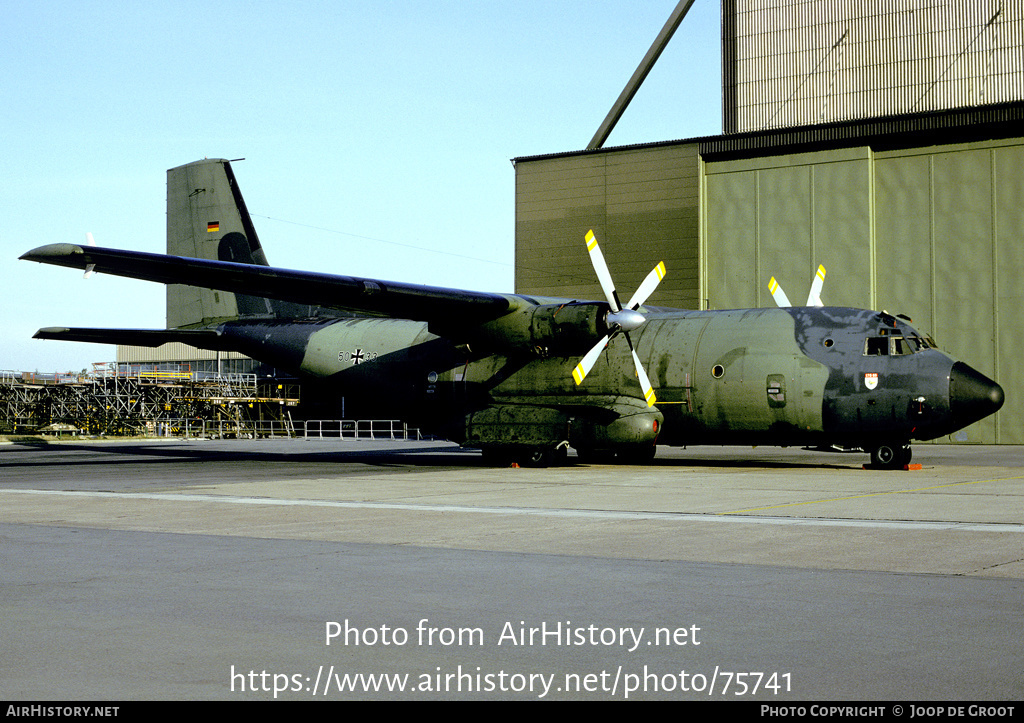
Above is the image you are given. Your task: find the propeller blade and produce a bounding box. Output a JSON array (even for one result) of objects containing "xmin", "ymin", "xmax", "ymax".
[
  {"xmin": 770, "ymin": 264, "xmax": 826, "ymax": 307},
  {"xmin": 585, "ymin": 230, "xmax": 621, "ymax": 311},
  {"xmin": 572, "ymin": 334, "xmax": 611, "ymax": 385},
  {"xmin": 768, "ymin": 276, "xmax": 791, "ymax": 307},
  {"xmin": 805, "ymin": 264, "xmax": 826, "ymax": 306},
  {"xmin": 630, "ymin": 347, "xmax": 657, "ymax": 407},
  {"xmin": 625, "ymin": 261, "xmax": 666, "ymax": 310},
  {"xmin": 574, "ymin": 229, "xmax": 661, "ymax": 406}
]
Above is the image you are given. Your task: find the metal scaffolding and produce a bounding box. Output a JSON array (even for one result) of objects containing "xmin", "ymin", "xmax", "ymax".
[{"xmin": 0, "ymin": 363, "xmax": 297, "ymax": 437}]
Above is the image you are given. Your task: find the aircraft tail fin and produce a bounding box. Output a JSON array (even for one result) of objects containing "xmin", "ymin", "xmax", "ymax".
[{"xmin": 166, "ymin": 158, "xmax": 313, "ymax": 327}]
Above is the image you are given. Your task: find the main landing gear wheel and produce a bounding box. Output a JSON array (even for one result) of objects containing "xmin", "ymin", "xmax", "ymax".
[
  {"xmin": 521, "ymin": 448, "xmax": 554, "ymax": 468},
  {"xmin": 869, "ymin": 442, "xmax": 912, "ymax": 470},
  {"xmin": 481, "ymin": 445, "xmax": 567, "ymax": 468},
  {"xmin": 519, "ymin": 445, "xmax": 568, "ymax": 468}
]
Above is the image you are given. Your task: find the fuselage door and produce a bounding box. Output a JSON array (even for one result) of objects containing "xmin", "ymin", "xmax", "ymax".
[{"xmin": 767, "ymin": 374, "xmax": 786, "ymax": 408}]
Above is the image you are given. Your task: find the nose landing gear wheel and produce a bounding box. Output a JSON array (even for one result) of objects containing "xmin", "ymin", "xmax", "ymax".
[{"xmin": 869, "ymin": 443, "xmax": 912, "ymax": 470}]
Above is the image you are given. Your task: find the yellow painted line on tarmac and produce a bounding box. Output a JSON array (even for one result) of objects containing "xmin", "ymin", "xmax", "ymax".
[{"xmin": 718, "ymin": 475, "xmax": 1024, "ymax": 516}]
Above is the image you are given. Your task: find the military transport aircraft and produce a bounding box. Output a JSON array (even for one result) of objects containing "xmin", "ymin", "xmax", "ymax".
[{"xmin": 20, "ymin": 159, "xmax": 1004, "ymax": 468}]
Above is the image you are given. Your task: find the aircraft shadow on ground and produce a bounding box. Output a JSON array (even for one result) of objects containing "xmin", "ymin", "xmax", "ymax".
[{"xmin": 1, "ymin": 440, "xmax": 858, "ymax": 471}]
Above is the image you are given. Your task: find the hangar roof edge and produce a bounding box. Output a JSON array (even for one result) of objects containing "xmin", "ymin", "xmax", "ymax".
[{"xmin": 511, "ymin": 100, "xmax": 1024, "ymax": 166}]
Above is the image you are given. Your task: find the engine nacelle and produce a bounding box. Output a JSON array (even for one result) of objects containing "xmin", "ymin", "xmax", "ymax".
[
  {"xmin": 569, "ymin": 404, "xmax": 663, "ymax": 449},
  {"xmin": 462, "ymin": 402, "xmax": 663, "ymax": 460},
  {"xmin": 444, "ymin": 301, "xmax": 607, "ymax": 357},
  {"xmin": 465, "ymin": 404, "xmax": 569, "ymax": 447}
]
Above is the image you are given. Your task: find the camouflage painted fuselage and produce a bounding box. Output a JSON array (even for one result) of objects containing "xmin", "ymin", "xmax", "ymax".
[
  {"xmin": 22, "ymin": 159, "xmax": 1003, "ymax": 467},
  {"xmin": 213, "ymin": 304, "xmax": 998, "ymax": 456}
]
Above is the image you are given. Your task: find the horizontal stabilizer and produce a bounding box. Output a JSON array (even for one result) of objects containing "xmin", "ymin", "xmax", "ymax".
[
  {"xmin": 21, "ymin": 243, "xmax": 514, "ymax": 326},
  {"xmin": 33, "ymin": 326, "xmax": 235, "ymax": 351}
]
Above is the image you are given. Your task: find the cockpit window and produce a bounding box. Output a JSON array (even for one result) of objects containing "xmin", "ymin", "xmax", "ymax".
[
  {"xmin": 891, "ymin": 337, "xmax": 912, "ymax": 356},
  {"xmin": 863, "ymin": 335, "xmax": 931, "ymax": 356},
  {"xmin": 865, "ymin": 337, "xmax": 889, "ymax": 355}
]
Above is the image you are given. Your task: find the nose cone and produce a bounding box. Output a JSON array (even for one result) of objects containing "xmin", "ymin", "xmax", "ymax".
[{"xmin": 949, "ymin": 362, "xmax": 1004, "ymax": 429}]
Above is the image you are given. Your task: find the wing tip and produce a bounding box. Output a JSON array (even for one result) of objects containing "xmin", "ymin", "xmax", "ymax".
[
  {"xmin": 33, "ymin": 327, "xmax": 72, "ymax": 339},
  {"xmin": 20, "ymin": 243, "xmax": 85, "ymax": 262}
]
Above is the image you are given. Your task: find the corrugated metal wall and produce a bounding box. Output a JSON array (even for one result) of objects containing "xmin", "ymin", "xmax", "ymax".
[
  {"xmin": 702, "ymin": 146, "xmax": 874, "ymax": 309},
  {"xmin": 724, "ymin": 0, "xmax": 1024, "ymax": 132},
  {"xmin": 703, "ymin": 136, "xmax": 1024, "ymax": 443},
  {"xmin": 116, "ymin": 343, "xmax": 250, "ymax": 364},
  {"xmin": 514, "ymin": 144, "xmax": 701, "ymax": 310}
]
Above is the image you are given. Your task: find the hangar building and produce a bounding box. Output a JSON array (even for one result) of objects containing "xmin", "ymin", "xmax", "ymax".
[
  {"xmin": 513, "ymin": 0, "xmax": 1024, "ymax": 444},
  {"xmin": 118, "ymin": 1, "xmax": 1021, "ymax": 443}
]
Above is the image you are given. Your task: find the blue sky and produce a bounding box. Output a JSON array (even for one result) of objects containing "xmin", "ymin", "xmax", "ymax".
[{"xmin": 2, "ymin": 1, "xmax": 722, "ymax": 372}]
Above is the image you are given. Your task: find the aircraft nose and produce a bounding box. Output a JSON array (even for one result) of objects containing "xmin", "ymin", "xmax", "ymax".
[{"xmin": 949, "ymin": 361, "xmax": 1004, "ymax": 428}]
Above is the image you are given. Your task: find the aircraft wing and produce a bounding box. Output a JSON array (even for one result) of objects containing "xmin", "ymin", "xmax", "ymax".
[
  {"xmin": 32, "ymin": 326, "xmax": 236, "ymax": 349},
  {"xmin": 20, "ymin": 243, "xmax": 516, "ymax": 326}
]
